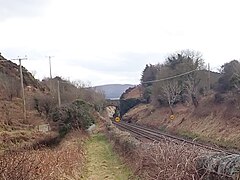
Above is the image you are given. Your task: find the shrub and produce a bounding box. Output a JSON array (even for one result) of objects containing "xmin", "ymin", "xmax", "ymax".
[
  {"xmin": 214, "ymin": 93, "xmax": 225, "ymax": 104},
  {"xmin": 51, "ymin": 99, "xmax": 95, "ymax": 135},
  {"xmin": 33, "ymin": 94, "xmax": 57, "ymax": 118}
]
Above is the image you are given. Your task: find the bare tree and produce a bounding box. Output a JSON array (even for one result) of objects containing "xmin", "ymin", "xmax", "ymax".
[
  {"xmin": 161, "ymin": 80, "xmax": 182, "ymax": 114},
  {"xmin": 184, "ymin": 74, "xmax": 201, "ymax": 107},
  {"xmin": 165, "ymin": 50, "xmax": 205, "ymax": 107}
]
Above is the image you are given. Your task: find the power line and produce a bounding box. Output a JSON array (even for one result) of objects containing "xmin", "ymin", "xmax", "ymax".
[{"xmin": 142, "ymin": 68, "xmax": 198, "ymax": 84}]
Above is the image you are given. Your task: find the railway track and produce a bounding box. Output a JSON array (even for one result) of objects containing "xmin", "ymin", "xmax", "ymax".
[{"xmin": 113, "ymin": 121, "xmax": 240, "ymax": 155}]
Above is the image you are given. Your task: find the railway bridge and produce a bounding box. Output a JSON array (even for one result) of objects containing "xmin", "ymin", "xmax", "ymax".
[{"xmin": 105, "ymin": 99, "xmax": 120, "ymax": 108}]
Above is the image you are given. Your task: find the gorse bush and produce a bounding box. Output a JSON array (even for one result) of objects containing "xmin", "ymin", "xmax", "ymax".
[{"xmin": 51, "ymin": 99, "xmax": 95, "ymax": 136}]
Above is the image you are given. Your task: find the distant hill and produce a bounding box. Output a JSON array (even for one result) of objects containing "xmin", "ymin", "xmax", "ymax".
[{"xmin": 94, "ymin": 84, "xmax": 135, "ymax": 99}]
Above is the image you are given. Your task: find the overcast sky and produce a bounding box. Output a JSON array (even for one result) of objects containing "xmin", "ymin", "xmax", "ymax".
[{"xmin": 0, "ymin": 0, "xmax": 240, "ymax": 86}]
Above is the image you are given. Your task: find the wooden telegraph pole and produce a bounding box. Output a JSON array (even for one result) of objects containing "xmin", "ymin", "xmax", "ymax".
[
  {"xmin": 46, "ymin": 56, "xmax": 54, "ymax": 79},
  {"xmin": 208, "ymin": 63, "xmax": 211, "ymax": 93},
  {"xmin": 11, "ymin": 57, "xmax": 28, "ymax": 121},
  {"xmin": 56, "ymin": 80, "xmax": 70, "ymax": 107},
  {"xmin": 46, "ymin": 56, "xmax": 54, "ymax": 93},
  {"xmin": 57, "ymin": 80, "xmax": 61, "ymax": 107}
]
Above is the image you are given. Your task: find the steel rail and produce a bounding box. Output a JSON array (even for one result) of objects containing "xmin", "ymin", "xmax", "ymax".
[{"xmin": 113, "ymin": 121, "xmax": 240, "ymax": 155}]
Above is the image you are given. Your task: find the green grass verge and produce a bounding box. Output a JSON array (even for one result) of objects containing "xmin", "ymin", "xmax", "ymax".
[{"xmin": 82, "ymin": 133, "xmax": 137, "ymax": 180}]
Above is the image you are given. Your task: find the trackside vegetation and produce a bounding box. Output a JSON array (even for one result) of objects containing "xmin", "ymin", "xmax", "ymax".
[{"xmin": 51, "ymin": 99, "xmax": 95, "ymax": 137}]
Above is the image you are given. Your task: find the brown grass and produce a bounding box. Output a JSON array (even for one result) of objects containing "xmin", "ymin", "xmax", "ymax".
[
  {"xmin": 102, "ymin": 110, "xmax": 240, "ymax": 179},
  {"xmin": 105, "ymin": 121, "xmax": 208, "ymax": 180},
  {"xmin": 0, "ymin": 130, "xmax": 60, "ymax": 153},
  {"xmin": 135, "ymin": 142, "xmax": 205, "ymax": 180},
  {"xmin": 0, "ymin": 131, "xmax": 87, "ymax": 180},
  {"xmin": 124, "ymin": 99, "xmax": 240, "ymax": 151}
]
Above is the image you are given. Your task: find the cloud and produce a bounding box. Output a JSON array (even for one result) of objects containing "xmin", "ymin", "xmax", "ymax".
[
  {"xmin": 1, "ymin": 0, "xmax": 240, "ymax": 86},
  {"xmin": 0, "ymin": 0, "xmax": 48, "ymax": 21},
  {"xmin": 4, "ymin": 49, "xmax": 166, "ymax": 85},
  {"xmin": 68, "ymin": 52, "xmax": 166, "ymax": 74}
]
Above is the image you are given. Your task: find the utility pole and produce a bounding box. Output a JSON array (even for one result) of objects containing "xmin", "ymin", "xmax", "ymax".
[
  {"xmin": 56, "ymin": 80, "xmax": 70, "ymax": 107},
  {"xmin": 47, "ymin": 56, "xmax": 54, "ymax": 79},
  {"xmin": 46, "ymin": 56, "xmax": 54, "ymax": 93},
  {"xmin": 57, "ymin": 80, "xmax": 61, "ymax": 107},
  {"xmin": 11, "ymin": 57, "xmax": 28, "ymax": 121},
  {"xmin": 208, "ymin": 63, "xmax": 211, "ymax": 92}
]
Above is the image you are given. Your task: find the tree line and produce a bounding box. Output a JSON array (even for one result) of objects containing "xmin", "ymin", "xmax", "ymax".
[{"xmin": 140, "ymin": 50, "xmax": 240, "ymax": 114}]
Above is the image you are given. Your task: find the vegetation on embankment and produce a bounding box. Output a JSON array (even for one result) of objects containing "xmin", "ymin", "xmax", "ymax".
[
  {"xmin": 0, "ymin": 54, "xmax": 109, "ymax": 179},
  {"xmin": 120, "ymin": 50, "xmax": 240, "ymax": 151},
  {"xmin": 0, "ymin": 98, "xmax": 107, "ymax": 179},
  {"xmin": 0, "ymin": 53, "xmax": 105, "ymax": 152},
  {"xmin": 123, "ymin": 99, "xmax": 240, "ymax": 151},
  {"xmin": 51, "ymin": 99, "xmax": 95, "ymax": 137},
  {"xmin": 0, "ymin": 97, "xmax": 102, "ymax": 179},
  {"xmin": 102, "ymin": 114, "xmax": 204, "ymax": 179},
  {"xmin": 0, "ymin": 130, "xmax": 59, "ymax": 153},
  {"xmin": 103, "ymin": 110, "xmax": 240, "ymax": 179},
  {"xmin": 0, "ymin": 131, "xmax": 87, "ymax": 180},
  {"xmin": 0, "ymin": 98, "xmax": 97, "ymax": 153}
]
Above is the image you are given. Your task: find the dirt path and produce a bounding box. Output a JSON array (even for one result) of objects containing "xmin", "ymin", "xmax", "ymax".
[{"xmin": 82, "ymin": 134, "xmax": 135, "ymax": 180}]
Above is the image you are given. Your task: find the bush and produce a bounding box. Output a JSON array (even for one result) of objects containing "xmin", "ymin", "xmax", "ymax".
[
  {"xmin": 51, "ymin": 99, "xmax": 95, "ymax": 135},
  {"xmin": 214, "ymin": 93, "xmax": 225, "ymax": 104},
  {"xmin": 33, "ymin": 94, "xmax": 57, "ymax": 117}
]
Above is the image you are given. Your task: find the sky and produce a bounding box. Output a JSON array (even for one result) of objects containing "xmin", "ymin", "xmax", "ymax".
[{"xmin": 0, "ymin": 0, "xmax": 240, "ymax": 86}]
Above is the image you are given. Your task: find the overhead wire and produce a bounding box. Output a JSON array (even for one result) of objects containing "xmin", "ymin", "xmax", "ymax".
[{"xmin": 141, "ymin": 68, "xmax": 198, "ymax": 84}]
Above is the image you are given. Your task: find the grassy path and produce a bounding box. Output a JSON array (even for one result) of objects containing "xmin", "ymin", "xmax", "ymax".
[{"xmin": 82, "ymin": 134, "xmax": 135, "ymax": 180}]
